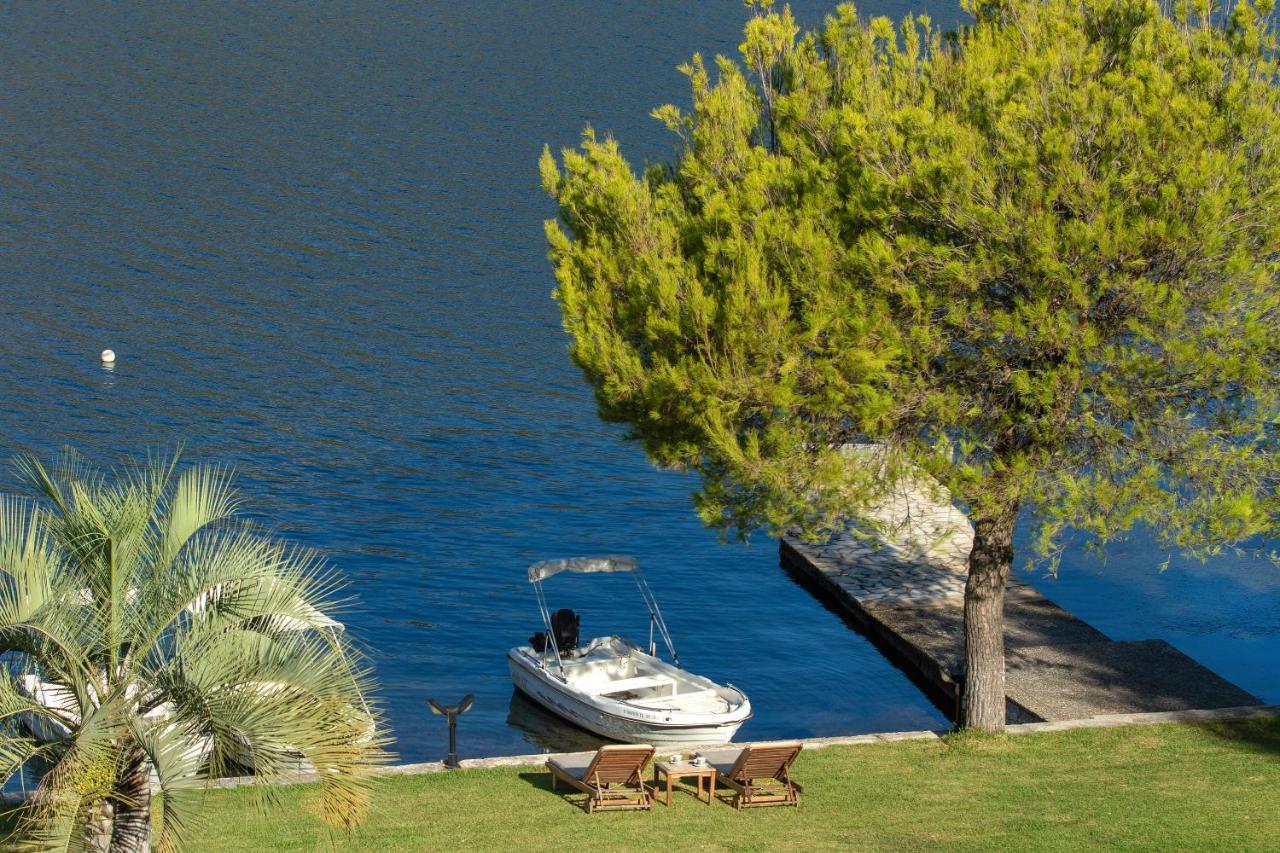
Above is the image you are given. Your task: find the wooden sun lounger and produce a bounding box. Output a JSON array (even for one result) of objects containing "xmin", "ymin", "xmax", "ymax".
[
  {"xmin": 546, "ymin": 744, "xmax": 656, "ymax": 813},
  {"xmin": 705, "ymin": 741, "xmax": 803, "ymax": 809}
]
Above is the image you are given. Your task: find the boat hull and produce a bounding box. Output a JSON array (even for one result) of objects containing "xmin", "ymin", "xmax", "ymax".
[{"xmin": 507, "ymin": 645, "xmax": 749, "ymax": 746}]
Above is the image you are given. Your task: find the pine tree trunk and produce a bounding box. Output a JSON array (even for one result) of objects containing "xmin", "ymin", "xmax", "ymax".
[
  {"xmin": 961, "ymin": 504, "xmax": 1018, "ymax": 732},
  {"xmin": 108, "ymin": 749, "xmax": 152, "ymax": 853}
]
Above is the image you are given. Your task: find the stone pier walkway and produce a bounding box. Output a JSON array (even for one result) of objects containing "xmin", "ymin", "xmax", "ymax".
[{"xmin": 781, "ymin": 448, "xmax": 1261, "ymax": 723}]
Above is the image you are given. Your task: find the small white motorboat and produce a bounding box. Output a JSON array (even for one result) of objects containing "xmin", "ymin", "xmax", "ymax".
[{"xmin": 507, "ymin": 556, "xmax": 751, "ymax": 746}]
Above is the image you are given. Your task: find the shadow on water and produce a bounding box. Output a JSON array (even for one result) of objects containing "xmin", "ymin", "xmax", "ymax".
[
  {"xmin": 777, "ymin": 556, "xmax": 962, "ymax": 727},
  {"xmin": 1015, "ymin": 541, "xmax": 1280, "ymax": 708},
  {"xmin": 505, "ymin": 689, "xmax": 612, "ymax": 754}
]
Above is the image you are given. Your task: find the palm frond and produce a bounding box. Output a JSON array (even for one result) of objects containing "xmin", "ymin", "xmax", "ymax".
[
  {"xmin": 0, "ymin": 495, "xmax": 62, "ymax": 620},
  {"xmin": 0, "ymin": 730, "xmax": 63, "ymax": 789},
  {"xmin": 152, "ymin": 462, "xmax": 239, "ymax": 573},
  {"xmin": 155, "ymin": 626, "xmax": 389, "ymax": 813},
  {"xmin": 12, "ymin": 451, "xmax": 81, "ymax": 516},
  {"xmin": 128, "ymin": 714, "xmax": 211, "ymax": 853},
  {"xmin": 2, "ymin": 450, "xmax": 390, "ymax": 848},
  {"xmin": 0, "ymin": 667, "xmax": 76, "ymax": 739},
  {"xmin": 131, "ymin": 528, "xmax": 348, "ymax": 669},
  {"xmin": 12, "ymin": 694, "xmax": 127, "ymax": 853}
]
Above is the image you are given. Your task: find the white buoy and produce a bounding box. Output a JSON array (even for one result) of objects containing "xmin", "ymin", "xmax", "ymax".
[{"xmin": 101, "ymin": 349, "xmax": 116, "ymax": 364}]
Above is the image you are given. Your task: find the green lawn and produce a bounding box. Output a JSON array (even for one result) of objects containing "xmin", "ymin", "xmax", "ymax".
[
  {"xmin": 179, "ymin": 718, "xmax": 1278, "ymax": 852},
  {"xmin": 4, "ymin": 718, "xmax": 1275, "ymax": 851}
]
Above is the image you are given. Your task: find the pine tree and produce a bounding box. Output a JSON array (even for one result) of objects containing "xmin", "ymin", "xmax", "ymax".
[{"xmin": 541, "ymin": 0, "xmax": 1280, "ymax": 730}]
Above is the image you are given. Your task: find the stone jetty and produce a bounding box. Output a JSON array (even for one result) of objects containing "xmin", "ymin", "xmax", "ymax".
[{"xmin": 781, "ymin": 446, "xmax": 1262, "ymax": 723}]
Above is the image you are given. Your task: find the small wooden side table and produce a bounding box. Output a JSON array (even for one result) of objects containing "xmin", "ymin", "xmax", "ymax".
[{"xmin": 653, "ymin": 760, "xmax": 717, "ymax": 806}]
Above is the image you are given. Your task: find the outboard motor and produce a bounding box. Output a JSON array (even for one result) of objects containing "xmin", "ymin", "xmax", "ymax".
[
  {"xmin": 529, "ymin": 608, "xmax": 581, "ymax": 655},
  {"xmin": 550, "ymin": 608, "xmax": 580, "ymax": 654}
]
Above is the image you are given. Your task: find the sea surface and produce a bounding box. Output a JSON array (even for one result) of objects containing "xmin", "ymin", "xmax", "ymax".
[{"xmin": 1, "ymin": 1, "xmax": 1275, "ymax": 765}]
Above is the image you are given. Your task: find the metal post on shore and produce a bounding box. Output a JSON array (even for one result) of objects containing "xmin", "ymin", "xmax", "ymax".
[{"xmin": 428, "ymin": 694, "xmax": 474, "ymax": 769}]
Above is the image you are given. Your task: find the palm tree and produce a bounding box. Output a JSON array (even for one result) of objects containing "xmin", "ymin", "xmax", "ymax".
[{"xmin": 0, "ymin": 450, "xmax": 389, "ymax": 852}]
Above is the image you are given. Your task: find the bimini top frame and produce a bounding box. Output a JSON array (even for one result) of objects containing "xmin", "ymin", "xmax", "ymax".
[{"xmin": 526, "ymin": 555, "xmax": 679, "ymax": 677}]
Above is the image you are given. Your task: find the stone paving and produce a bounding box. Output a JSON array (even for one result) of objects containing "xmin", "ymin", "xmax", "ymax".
[
  {"xmin": 783, "ymin": 445, "xmax": 1263, "ymax": 723},
  {"xmin": 798, "ymin": 446, "xmax": 975, "ymax": 606}
]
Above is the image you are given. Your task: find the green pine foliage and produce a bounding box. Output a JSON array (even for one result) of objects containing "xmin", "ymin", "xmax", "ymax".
[{"xmin": 542, "ymin": 0, "xmax": 1280, "ymax": 566}]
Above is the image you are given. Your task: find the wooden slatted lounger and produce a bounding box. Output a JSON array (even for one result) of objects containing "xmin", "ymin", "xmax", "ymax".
[
  {"xmin": 546, "ymin": 744, "xmax": 656, "ymax": 813},
  {"xmin": 704, "ymin": 741, "xmax": 803, "ymax": 809}
]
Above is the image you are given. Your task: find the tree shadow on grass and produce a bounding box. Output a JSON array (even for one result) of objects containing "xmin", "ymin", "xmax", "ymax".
[
  {"xmin": 518, "ymin": 771, "xmax": 593, "ymax": 812},
  {"xmin": 516, "ymin": 771, "xmax": 555, "ymax": 794},
  {"xmin": 1200, "ymin": 714, "xmax": 1280, "ymax": 756}
]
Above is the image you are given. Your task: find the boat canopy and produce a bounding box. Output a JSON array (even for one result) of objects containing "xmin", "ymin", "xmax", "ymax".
[
  {"xmin": 525, "ymin": 555, "xmax": 679, "ymax": 671},
  {"xmin": 526, "ymin": 555, "xmax": 637, "ymax": 583}
]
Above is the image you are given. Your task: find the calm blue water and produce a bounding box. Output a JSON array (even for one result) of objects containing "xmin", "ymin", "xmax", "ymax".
[{"xmin": 0, "ymin": 1, "xmax": 1275, "ymax": 765}]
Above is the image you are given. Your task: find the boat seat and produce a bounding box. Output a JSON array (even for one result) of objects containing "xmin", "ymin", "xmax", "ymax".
[{"xmin": 590, "ymin": 675, "xmax": 676, "ymax": 697}]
